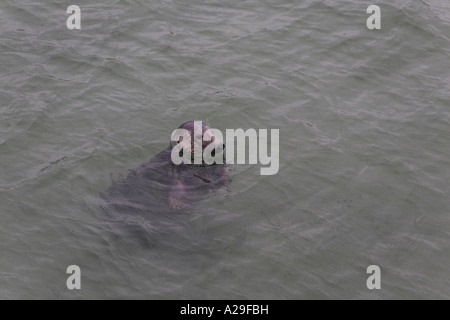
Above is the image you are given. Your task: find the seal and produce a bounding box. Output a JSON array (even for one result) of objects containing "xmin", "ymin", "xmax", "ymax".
[{"xmin": 102, "ymin": 121, "xmax": 229, "ymax": 213}]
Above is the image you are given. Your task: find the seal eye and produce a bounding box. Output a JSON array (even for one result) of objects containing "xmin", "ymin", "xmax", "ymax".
[
  {"xmin": 179, "ymin": 149, "xmax": 183, "ymax": 157},
  {"xmin": 211, "ymin": 149, "xmax": 216, "ymax": 157}
]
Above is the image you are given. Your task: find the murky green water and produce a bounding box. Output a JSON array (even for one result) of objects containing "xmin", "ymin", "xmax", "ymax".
[{"xmin": 1, "ymin": 0, "xmax": 449, "ymax": 299}]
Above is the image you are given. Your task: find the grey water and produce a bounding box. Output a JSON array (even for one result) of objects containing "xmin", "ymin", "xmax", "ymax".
[{"xmin": 0, "ymin": 0, "xmax": 449, "ymax": 299}]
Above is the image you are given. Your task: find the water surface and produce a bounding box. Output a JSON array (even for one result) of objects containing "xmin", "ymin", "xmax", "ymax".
[{"xmin": 0, "ymin": 0, "xmax": 449, "ymax": 299}]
